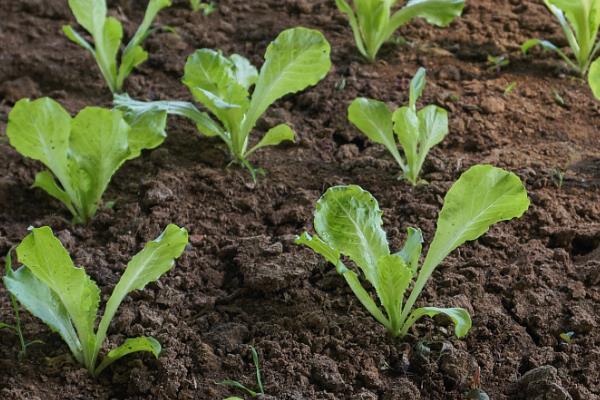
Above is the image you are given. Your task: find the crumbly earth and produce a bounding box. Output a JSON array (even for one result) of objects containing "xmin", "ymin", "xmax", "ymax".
[{"xmin": 0, "ymin": 0, "xmax": 599, "ymax": 399}]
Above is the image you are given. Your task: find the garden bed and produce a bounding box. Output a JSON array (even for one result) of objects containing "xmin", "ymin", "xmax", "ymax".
[{"xmin": 0, "ymin": 0, "xmax": 599, "ymax": 399}]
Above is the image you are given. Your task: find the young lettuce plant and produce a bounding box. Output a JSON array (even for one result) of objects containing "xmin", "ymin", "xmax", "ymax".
[
  {"xmin": 114, "ymin": 27, "xmax": 332, "ymax": 178},
  {"xmin": 522, "ymin": 0, "xmax": 600, "ymax": 76},
  {"xmin": 336, "ymin": 0, "xmax": 465, "ymax": 61},
  {"xmin": 6, "ymin": 97, "xmax": 167, "ymax": 224},
  {"xmin": 296, "ymin": 165, "xmax": 529, "ymax": 338},
  {"xmin": 3, "ymin": 224, "xmax": 188, "ymax": 376},
  {"xmin": 348, "ymin": 68, "xmax": 447, "ymax": 185},
  {"xmin": 63, "ymin": 0, "xmax": 171, "ymax": 93}
]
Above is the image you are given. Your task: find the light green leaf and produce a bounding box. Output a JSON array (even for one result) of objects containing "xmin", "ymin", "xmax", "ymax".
[
  {"xmin": 183, "ymin": 49, "xmax": 249, "ymax": 132},
  {"xmin": 100, "ymin": 17, "xmax": 123, "ymax": 81},
  {"xmin": 589, "ymin": 57, "xmax": 600, "ymax": 99},
  {"xmin": 32, "ymin": 171, "xmax": 77, "ymax": 217},
  {"xmin": 335, "ymin": 0, "xmax": 368, "ymax": 59},
  {"xmin": 62, "ymin": 25, "xmax": 95, "ymax": 53},
  {"xmin": 521, "ymin": 38, "xmax": 560, "ymax": 54},
  {"xmin": 395, "ymin": 227, "xmax": 423, "ymax": 275},
  {"xmin": 348, "ymin": 98, "xmax": 405, "ymax": 169},
  {"xmin": 392, "ymin": 106, "xmax": 419, "ymax": 174},
  {"xmin": 246, "ymin": 124, "xmax": 295, "ymax": 156},
  {"xmin": 313, "ymin": 185, "xmax": 389, "ymax": 285},
  {"xmin": 6, "ymin": 98, "xmax": 72, "ymax": 188},
  {"xmin": 67, "ymin": 0, "xmax": 107, "ymax": 37},
  {"xmin": 230, "ymin": 54, "xmax": 259, "ymax": 89},
  {"xmin": 94, "ymin": 336, "xmax": 161, "ymax": 376},
  {"xmin": 69, "ymin": 107, "xmax": 131, "ymax": 221},
  {"xmin": 117, "ymin": 45, "xmax": 148, "ymax": 90},
  {"xmin": 241, "ymin": 28, "xmax": 331, "ymax": 143},
  {"xmin": 125, "ymin": 110, "xmax": 168, "ymax": 159},
  {"xmin": 417, "ymin": 105, "xmax": 448, "ymax": 153},
  {"xmin": 113, "ymin": 94, "xmax": 229, "ymax": 142},
  {"xmin": 409, "ymin": 67, "xmax": 426, "ymax": 109},
  {"xmin": 375, "ymin": 254, "xmax": 412, "ymax": 333},
  {"xmin": 16, "ymin": 226, "xmax": 100, "ymax": 366},
  {"xmin": 402, "ymin": 306, "xmax": 472, "ymax": 337},
  {"xmin": 93, "ymin": 225, "xmax": 188, "ymax": 365},
  {"xmin": 295, "ymin": 232, "xmax": 344, "ymax": 272},
  {"xmin": 4, "ymin": 265, "xmax": 82, "ymax": 362},
  {"xmin": 124, "ymin": 0, "xmax": 171, "ymax": 53},
  {"xmin": 295, "ymin": 232, "xmax": 390, "ymax": 327},
  {"xmin": 400, "ymin": 165, "xmax": 530, "ymax": 325}
]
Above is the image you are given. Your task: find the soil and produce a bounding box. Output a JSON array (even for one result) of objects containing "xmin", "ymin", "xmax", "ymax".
[{"xmin": 0, "ymin": 0, "xmax": 599, "ymax": 399}]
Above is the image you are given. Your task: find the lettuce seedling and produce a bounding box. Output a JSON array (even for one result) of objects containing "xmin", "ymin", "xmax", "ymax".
[
  {"xmin": 297, "ymin": 165, "xmax": 529, "ymax": 338},
  {"xmin": 336, "ymin": 0, "xmax": 465, "ymax": 61},
  {"xmin": 522, "ymin": 0, "xmax": 600, "ymax": 76},
  {"xmin": 590, "ymin": 58, "xmax": 600, "ymax": 99},
  {"xmin": 114, "ymin": 27, "xmax": 332, "ymax": 179},
  {"xmin": 3, "ymin": 224, "xmax": 188, "ymax": 376},
  {"xmin": 63, "ymin": 0, "xmax": 171, "ymax": 93},
  {"xmin": 348, "ymin": 68, "xmax": 447, "ymax": 185},
  {"xmin": 6, "ymin": 97, "xmax": 167, "ymax": 224}
]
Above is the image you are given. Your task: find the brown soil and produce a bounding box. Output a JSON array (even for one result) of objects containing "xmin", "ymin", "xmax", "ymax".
[{"xmin": 1, "ymin": 0, "xmax": 599, "ymax": 399}]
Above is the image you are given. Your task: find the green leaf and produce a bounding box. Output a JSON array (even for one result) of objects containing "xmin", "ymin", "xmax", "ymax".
[
  {"xmin": 100, "ymin": 17, "xmax": 123, "ymax": 82},
  {"xmin": 375, "ymin": 254, "xmax": 412, "ymax": 334},
  {"xmin": 123, "ymin": 0, "xmax": 171, "ymax": 54},
  {"xmin": 402, "ymin": 306, "xmax": 472, "ymax": 337},
  {"xmin": 246, "ymin": 124, "xmax": 295, "ymax": 156},
  {"xmin": 117, "ymin": 45, "xmax": 148, "ymax": 90},
  {"xmin": 395, "ymin": 227, "xmax": 423, "ymax": 275},
  {"xmin": 183, "ymin": 49, "xmax": 249, "ymax": 133},
  {"xmin": 400, "ymin": 165, "xmax": 530, "ymax": 327},
  {"xmin": 6, "ymin": 98, "xmax": 72, "ymax": 189},
  {"xmin": 93, "ymin": 225, "xmax": 188, "ymax": 366},
  {"xmin": 393, "ymin": 101, "xmax": 448, "ymax": 184},
  {"xmin": 335, "ymin": 0, "xmax": 368, "ymax": 59},
  {"xmin": 69, "ymin": 107, "xmax": 131, "ymax": 221},
  {"xmin": 113, "ymin": 94, "xmax": 229, "ymax": 142},
  {"xmin": 295, "ymin": 232, "xmax": 344, "ymax": 272},
  {"xmin": 15, "ymin": 226, "xmax": 100, "ymax": 367},
  {"xmin": 313, "ymin": 185, "xmax": 389, "ymax": 286},
  {"xmin": 521, "ymin": 38, "xmax": 560, "ymax": 54},
  {"xmin": 295, "ymin": 232, "xmax": 390, "ymax": 327},
  {"xmin": 32, "ymin": 171, "xmax": 77, "ymax": 217},
  {"xmin": 241, "ymin": 28, "xmax": 331, "ymax": 147},
  {"xmin": 392, "ymin": 106, "xmax": 419, "ymax": 176},
  {"xmin": 589, "ymin": 57, "xmax": 600, "ymax": 99},
  {"xmin": 409, "ymin": 67, "xmax": 426, "ymax": 109},
  {"xmin": 230, "ymin": 54, "xmax": 259, "ymax": 89},
  {"xmin": 348, "ymin": 98, "xmax": 405, "ymax": 169},
  {"xmin": 125, "ymin": 110, "xmax": 168, "ymax": 159},
  {"xmin": 94, "ymin": 336, "xmax": 161, "ymax": 376},
  {"xmin": 67, "ymin": 0, "xmax": 107, "ymax": 36},
  {"xmin": 4, "ymin": 265, "xmax": 83, "ymax": 362},
  {"xmin": 62, "ymin": 25, "xmax": 95, "ymax": 53}
]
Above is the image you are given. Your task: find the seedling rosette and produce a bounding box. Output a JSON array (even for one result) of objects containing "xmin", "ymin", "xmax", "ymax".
[
  {"xmin": 3, "ymin": 224, "xmax": 188, "ymax": 376},
  {"xmin": 114, "ymin": 27, "xmax": 332, "ymax": 179},
  {"xmin": 6, "ymin": 97, "xmax": 167, "ymax": 224},
  {"xmin": 348, "ymin": 68, "xmax": 448, "ymax": 185},
  {"xmin": 297, "ymin": 165, "xmax": 530, "ymax": 338}
]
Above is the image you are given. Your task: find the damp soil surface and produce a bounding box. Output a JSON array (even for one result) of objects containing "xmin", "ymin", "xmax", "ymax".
[{"xmin": 1, "ymin": 0, "xmax": 599, "ymax": 399}]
